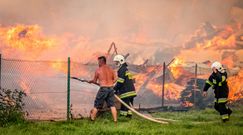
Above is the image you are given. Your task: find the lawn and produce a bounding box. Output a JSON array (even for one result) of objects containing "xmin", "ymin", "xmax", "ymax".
[{"xmin": 0, "ymin": 107, "xmax": 242, "ymax": 135}]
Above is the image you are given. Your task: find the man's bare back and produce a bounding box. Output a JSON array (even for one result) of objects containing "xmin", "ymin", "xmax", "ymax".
[{"xmin": 96, "ymin": 65, "xmax": 115, "ymax": 87}]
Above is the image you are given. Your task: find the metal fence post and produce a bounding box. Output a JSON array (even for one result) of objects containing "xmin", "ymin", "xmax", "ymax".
[
  {"xmin": 194, "ymin": 63, "xmax": 198, "ymax": 106},
  {"xmin": 162, "ymin": 62, "xmax": 166, "ymax": 107},
  {"xmin": 0, "ymin": 54, "xmax": 1, "ymax": 89},
  {"xmin": 67, "ymin": 57, "xmax": 71, "ymax": 120}
]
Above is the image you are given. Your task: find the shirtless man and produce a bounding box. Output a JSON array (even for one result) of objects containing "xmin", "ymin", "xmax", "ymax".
[{"xmin": 88, "ymin": 56, "xmax": 117, "ymax": 122}]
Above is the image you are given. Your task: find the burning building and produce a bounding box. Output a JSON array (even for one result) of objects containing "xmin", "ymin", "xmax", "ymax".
[{"xmin": 0, "ymin": 0, "xmax": 243, "ymax": 120}]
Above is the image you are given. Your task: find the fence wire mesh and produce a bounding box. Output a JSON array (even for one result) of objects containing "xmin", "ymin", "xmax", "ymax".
[
  {"xmin": 132, "ymin": 63, "xmax": 214, "ymax": 109},
  {"xmin": 69, "ymin": 62, "xmax": 98, "ymax": 119},
  {"xmin": 1, "ymin": 55, "xmax": 217, "ymax": 120},
  {"xmin": 1, "ymin": 58, "xmax": 68, "ymax": 120}
]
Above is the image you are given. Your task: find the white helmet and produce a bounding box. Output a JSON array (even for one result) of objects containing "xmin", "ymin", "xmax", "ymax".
[
  {"xmin": 113, "ymin": 54, "xmax": 125, "ymax": 67},
  {"xmin": 211, "ymin": 61, "xmax": 225, "ymax": 73}
]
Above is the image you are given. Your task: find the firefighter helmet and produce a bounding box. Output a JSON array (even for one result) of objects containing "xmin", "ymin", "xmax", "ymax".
[
  {"xmin": 211, "ymin": 61, "xmax": 225, "ymax": 73},
  {"xmin": 113, "ymin": 54, "xmax": 125, "ymax": 67}
]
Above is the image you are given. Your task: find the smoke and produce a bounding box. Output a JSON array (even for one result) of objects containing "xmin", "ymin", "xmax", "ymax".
[{"xmin": 0, "ymin": 0, "xmax": 241, "ymax": 63}]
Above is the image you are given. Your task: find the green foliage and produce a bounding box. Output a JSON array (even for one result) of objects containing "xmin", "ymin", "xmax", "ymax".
[{"xmin": 0, "ymin": 88, "xmax": 26, "ymax": 126}]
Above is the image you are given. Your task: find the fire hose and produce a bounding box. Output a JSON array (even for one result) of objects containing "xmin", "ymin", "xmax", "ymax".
[{"xmin": 71, "ymin": 77, "xmax": 176, "ymax": 124}]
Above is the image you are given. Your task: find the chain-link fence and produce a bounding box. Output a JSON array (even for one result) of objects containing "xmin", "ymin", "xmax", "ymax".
[
  {"xmin": 69, "ymin": 62, "xmax": 98, "ymax": 119},
  {"xmin": 0, "ymin": 55, "xmax": 103, "ymax": 120},
  {"xmin": 133, "ymin": 62, "xmax": 214, "ymax": 109},
  {"xmin": 179, "ymin": 63, "xmax": 214, "ymax": 108},
  {"xmin": 1, "ymin": 54, "xmax": 216, "ymax": 120},
  {"xmin": 70, "ymin": 59, "xmax": 242, "ymax": 113},
  {"xmin": 1, "ymin": 56, "xmax": 68, "ymax": 120}
]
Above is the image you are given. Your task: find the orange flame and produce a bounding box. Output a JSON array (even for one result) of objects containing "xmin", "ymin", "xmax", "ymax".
[
  {"xmin": 194, "ymin": 25, "xmax": 236, "ymax": 50},
  {"xmin": 196, "ymin": 35, "xmax": 236, "ymax": 49},
  {"xmin": 181, "ymin": 23, "xmax": 243, "ymax": 102},
  {"xmin": 181, "ymin": 101, "xmax": 193, "ymax": 107},
  {"xmin": 221, "ymin": 55, "xmax": 235, "ymax": 69},
  {"xmin": 169, "ymin": 57, "xmax": 185, "ymax": 79},
  {"xmin": 49, "ymin": 61, "xmax": 90, "ymax": 77},
  {"xmin": 0, "ymin": 24, "xmax": 56, "ymax": 59},
  {"xmin": 228, "ymin": 70, "xmax": 243, "ymax": 101},
  {"xmin": 146, "ymin": 81, "xmax": 185, "ymax": 100}
]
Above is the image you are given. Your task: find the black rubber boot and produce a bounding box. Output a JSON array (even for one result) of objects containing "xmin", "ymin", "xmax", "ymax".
[
  {"xmin": 126, "ymin": 115, "xmax": 132, "ymax": 118},
  {"xmin": 228, "ymin": 109, "xmax": 232, "ymax": 117},
  {"xmin": 222, "ymin": 118, "xmax": 229, "ymax": 123}
]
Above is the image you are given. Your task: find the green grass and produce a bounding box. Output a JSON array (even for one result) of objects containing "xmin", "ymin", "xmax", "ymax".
[{"xmin": 0, "ymin": 107, "xmax": 242, "ymax": 135}]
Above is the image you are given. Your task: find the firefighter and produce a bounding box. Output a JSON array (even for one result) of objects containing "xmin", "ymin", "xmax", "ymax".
[
  {"xmin": 203, "ymin": 61, "xmax": 232, "ymax": 122},
  {"xmin": 113, "ymin": 54, "xmax": 137, "ymax": 118}
]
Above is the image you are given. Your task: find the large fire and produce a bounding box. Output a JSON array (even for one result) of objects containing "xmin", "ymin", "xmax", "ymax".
[
  {"xmin": 0, "ymin": 24, "xmax": 56, "ymax": 59},
  {"xmin": 228, "ymin": 70, "xmax": 243, "ymax": 101},
  {"xmin": 1, "ymin": 1, "xmax": 242, "ymax": 121},
  {"xmin": 133, "ymin": 58, "xmax": 186, "ymax": 101},
  {"xmin": 135, "ymin": 22, "xmax": 243, "ymax": 106},
  {"xmin": 195, "ymin": 26, "xmax": 236, "ymax": 49},
  {"xmin": 168, "ymin": 57, "xmax": 185, "ymax": 79},
  {"xmin": 178, "ymin": 22, "xmax": 243, "ymax": 102},
  {"xmin": 0, "ymin": 22, "xmax": 242, "ymax": 108},
  {"xmin": 0, "ymin": 24, "xmax": 92, "ymax": 74},
  {"xmin": 146, "ymin": 81, "xmax": 185, "ymax": 100}
]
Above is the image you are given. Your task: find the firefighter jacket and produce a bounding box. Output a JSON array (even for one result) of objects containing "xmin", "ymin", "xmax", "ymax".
[
  {"xmin": 113, "ymin": 63, "xmax": 136, "ymax": 99},
  {"xmin": 203, "ymin": 71, "xmax": 229, "ymax": 103}
]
